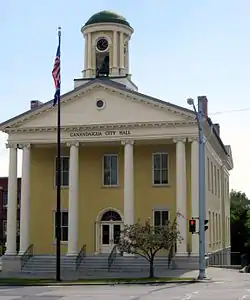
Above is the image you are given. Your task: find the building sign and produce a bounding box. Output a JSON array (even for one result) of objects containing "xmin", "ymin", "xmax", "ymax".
[{"xmin": 69, "ymin": 130, "xmax": 131, "ymax": 138}]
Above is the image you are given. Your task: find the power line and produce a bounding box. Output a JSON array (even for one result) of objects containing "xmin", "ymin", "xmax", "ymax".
[{"xmin": 209, "ymin": 108, "xmax": 250, "ymax": 115}]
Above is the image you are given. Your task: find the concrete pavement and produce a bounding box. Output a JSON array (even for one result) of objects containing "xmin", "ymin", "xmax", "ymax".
[{"xmin": 0, "ymin": 268, "xmax": 250, "ymax": 299}]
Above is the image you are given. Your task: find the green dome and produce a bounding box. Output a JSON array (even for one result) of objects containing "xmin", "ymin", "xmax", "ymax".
[{"xmin": 84, "ymin": 10, "xmax": 131, "ymax": 27}]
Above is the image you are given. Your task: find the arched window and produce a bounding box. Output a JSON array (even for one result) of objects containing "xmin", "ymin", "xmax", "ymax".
[{"xmin": 101, "ymin": 210, "xmax": 122, "ymax": 222}]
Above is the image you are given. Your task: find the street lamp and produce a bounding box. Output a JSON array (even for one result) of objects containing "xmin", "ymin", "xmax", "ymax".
[{"xmin": 187, "ymin": 97, "xmax": 206, "ymax": 280}]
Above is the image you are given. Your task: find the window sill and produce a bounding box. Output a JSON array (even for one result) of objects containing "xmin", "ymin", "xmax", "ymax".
[
  {"xmin": 53, "ymin": 186, "xmax": 69, "ymax": 189},
  {"xmin": 53, "ymin": 240, "xmax": 68, "ymax": 245},
  {"xmin": 152, "ymin": 184, "xmax": 170, "ymax": 188},
  {"xmin": 101, "ymin": 185, "xmax": 120, "ymax": 189}
]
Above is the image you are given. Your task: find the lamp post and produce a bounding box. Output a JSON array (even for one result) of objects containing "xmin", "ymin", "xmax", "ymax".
[
  {"xmin": 187, "ymin": 97, "xmax": 206, "ymax": 280},
  {"xmin": 0, "ymin": 187, "xmax": 4, "ymax": 256}
]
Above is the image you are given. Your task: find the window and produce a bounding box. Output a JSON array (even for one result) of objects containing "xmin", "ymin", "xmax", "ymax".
[
  {"xmin": 54, "ymin": 211, "xmax": 68, "ymax": 242},
  {"xmin": 55, "ymin": 157, "xmax": 69, "ymax": 187},
  {"xmin": 217, "ymin": 169, "xmax": 220, "ymax": 198},
  {"xmin": 211, "ymin": 162, "xmax": 214, "ymax": 193},
  {"xmin": 2, "ymin": 191, "xmax": 20, "ymax": 207},
  {"xmin": 103, "ymin": 155, "xmax": 118, "ymax": 186},
  {"xmin": 152, "ymin": 153, "xmax": 168, "ymax": 185},
  {"xmin": 214, "ymin": 166, "xmax": 217, "ymax": 195},
  {"xmin": 3, "ymin": 191, "xmax": 8, "ymax": 207},
  {"xmin": 153, "ymin": 210, "xmax": 169, "ymax": 226},
  {"xmin": 209, "ymin": 211, "xmax": 211, "ymax": 245},
  {"xmin": 207, "ymin": 157, "xmax": 210, "ymax": 191}
]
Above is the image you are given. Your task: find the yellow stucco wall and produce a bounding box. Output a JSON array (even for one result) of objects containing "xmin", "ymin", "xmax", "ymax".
[{"xmin": 29, "ymin": 143, "xmax": 193, "ymax": 255}]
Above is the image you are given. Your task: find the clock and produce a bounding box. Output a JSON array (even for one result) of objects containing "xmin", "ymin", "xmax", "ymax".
[{"xmin": 97, "ymin": 38, "xmax": 108, "ymax": 52}]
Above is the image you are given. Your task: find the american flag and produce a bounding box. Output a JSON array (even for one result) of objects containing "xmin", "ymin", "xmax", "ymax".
[{"xmin": 52, "ymin": 30, "xmax": 61, "ymax": 106}]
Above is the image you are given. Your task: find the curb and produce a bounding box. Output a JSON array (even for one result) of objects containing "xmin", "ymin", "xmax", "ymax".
[{"xmin": 0, "ymin": 279, "xmax": 197, "ymax": 287}]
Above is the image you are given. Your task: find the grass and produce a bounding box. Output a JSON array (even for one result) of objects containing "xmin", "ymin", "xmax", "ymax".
[{"xmin": 0, "ymin": 277, "xmax": 196, "ymax": 286}]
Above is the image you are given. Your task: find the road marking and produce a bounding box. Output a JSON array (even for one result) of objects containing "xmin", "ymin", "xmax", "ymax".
[{"xmin": 182, "ymin": 291, "xmax": 199, "ymax": 300}]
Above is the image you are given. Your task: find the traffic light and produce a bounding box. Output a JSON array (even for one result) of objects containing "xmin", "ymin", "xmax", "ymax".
[
  {"xmin": 204, "ymin": 220, "xmax": 209, "ymax": 231},
  {"xmin": 189, "ymin": 219, "xmax": 196, "ymax": 234}
]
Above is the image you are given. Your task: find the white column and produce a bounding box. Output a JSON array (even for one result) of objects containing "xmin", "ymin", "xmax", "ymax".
[
  {"xmin": 86, "ymin": 33, "xmax": 91, "ymax": 77},
  {"xmin": 67, "ymin": 142, "xmax": 79, "ymax": 256},
  {"xmin": 5, "ymin": 144, "xmax": 18, "ymax": 255},
  {"xmin": 83, "ymin": 34, "xmax": 88, "ymax": 77},
  {"xmin": 122, "ymin": 140, "xmax": 134, "ymax": 225},
  {"xmin": 19, "ymin": 144, "xmax": 31, "ymax": 255},
  {"xmin": 119, "ymin": 32, "xmax": 124, "ymax": 75},
  {"xmin": 190, "ymin": 138, "xmax": 199, "ymax": 255},
  {"xmin": 112, "ymin": 31, "xmax": 118, "ymax": 75},
  {"xmin": 175, "ymin": 138, "xmax": 187, "ymax": 255}
]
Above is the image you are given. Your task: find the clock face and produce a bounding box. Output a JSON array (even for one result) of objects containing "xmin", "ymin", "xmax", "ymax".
[{"xmin": 97, "ymin": 38, "xmax": 108, "ymax": 52}]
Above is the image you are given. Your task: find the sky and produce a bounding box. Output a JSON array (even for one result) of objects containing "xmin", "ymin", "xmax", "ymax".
[{"xmin": 0, "ymin": 0, "xmax": 250, "ymax": 196}]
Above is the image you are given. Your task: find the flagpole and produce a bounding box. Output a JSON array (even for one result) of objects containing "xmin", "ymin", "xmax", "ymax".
[{"xmin": 55, "ymin": 26, "xmax": 61, "ymax": 282}]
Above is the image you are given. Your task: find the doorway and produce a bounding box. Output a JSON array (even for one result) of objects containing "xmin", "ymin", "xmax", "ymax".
[{"xmin": 100, "ymin": 210, "xmax": 122, "ymax": 253}]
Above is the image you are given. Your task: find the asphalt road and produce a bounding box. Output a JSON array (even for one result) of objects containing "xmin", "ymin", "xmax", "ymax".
[{"xmin": 0, "ymin": 269, "xmax": 250, "ymax": 300}]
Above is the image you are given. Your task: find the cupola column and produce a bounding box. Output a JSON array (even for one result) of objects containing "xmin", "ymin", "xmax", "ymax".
[
  {"xmin": 112, "ymin": 31, "xmax": 118, "ymax": 76},
  {"xmin": 119, "ymin": 32, "xmax": 125, "ymax": 75},
  {"xmin": 86, "ymin": 33, "xmax": 92, "ymax": 77}
]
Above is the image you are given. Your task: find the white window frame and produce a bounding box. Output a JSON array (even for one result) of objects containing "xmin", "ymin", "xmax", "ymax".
[
  {"xmin": 53, "ymin": 209, "xmax": 68, "ymax": 243},
  {"xmin": 152, "ymin": 152, "xmax": 169, "ymax": 186},
  {"xmin": 54, "ymin": 156, "xmax": 69, "ymax": 188},
  {"xmin": 102, "ymin": 154, "xmax": 119, "ymax": 187},
  {"xmin": 152, "ymin": 208, "xmax": 170, "ymax": 227}
]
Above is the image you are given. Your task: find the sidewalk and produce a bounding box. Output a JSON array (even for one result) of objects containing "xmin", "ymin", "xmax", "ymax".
[{"xmin": 178, "ymin": 267, "xmax": 250, "ymax": 282}]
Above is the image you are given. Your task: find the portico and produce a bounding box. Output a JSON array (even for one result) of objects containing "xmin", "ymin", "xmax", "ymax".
[{"xmin": 5, "ymin": 131, "xmax": 199, "ymax": 258}]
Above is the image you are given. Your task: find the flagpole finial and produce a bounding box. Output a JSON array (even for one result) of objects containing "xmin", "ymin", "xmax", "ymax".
[{"xmin": 58, "ymin": 26, "xmax": 61, "ymax": 37}]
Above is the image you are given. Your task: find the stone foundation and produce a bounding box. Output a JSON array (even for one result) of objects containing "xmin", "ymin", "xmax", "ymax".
[
  {"xmin": 2, "ymin": 255, "xmax": 21, "ymax": 272},
  {"xmin": 172, "ymin": 255, "xmax": 199, "ymax": 270},
  {"xmin": 207, "ymin": 247, "xmax": 231, "ymax": 266}
]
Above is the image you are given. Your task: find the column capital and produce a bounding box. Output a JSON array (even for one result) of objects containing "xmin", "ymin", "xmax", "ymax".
[
  {"xmin": 121, "ymin": 140, "xmax": 134, "ymax": 146},
  {"xmin": 188, "ymin": 136, "xmax": 199, "ymax": 143},
  {"xmin": 67, "ymin": 141, "xmax": 80, "ymax": 147},
  {"xmin": 18, "ymin": 143, "xmax": 31, "ymax": 150},
  {"xmin": 173, "ymin": 137, "xmax": 186, "ymax": 144},
  {"xmin": 6, "ymin": 143, "xmax": 18, "ymax": 149}
]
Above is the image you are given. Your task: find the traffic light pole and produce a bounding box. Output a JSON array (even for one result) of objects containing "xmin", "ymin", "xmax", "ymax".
[{"xmin": 197, "ymin": 96, "xmax": 206, "ymax": 280}]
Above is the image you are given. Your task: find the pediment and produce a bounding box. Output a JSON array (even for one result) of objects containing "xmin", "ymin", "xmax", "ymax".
[{"xmin": 1, "ymin": 81, "xmax": 195, "ymax": 131}]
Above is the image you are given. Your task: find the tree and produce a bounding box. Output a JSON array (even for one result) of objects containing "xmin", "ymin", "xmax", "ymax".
[
  {"xmin": 117, "ymin": 216, "xmax": 182, "ymax": 278},
  {"xmin": 230, "ymin": 190, "xmax": 250, "ymax": 255}
]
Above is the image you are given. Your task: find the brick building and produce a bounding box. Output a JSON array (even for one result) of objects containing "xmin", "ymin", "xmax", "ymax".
[{"xmin": 0, "ymin": 177, "xmax": 21, "ymax": 253}]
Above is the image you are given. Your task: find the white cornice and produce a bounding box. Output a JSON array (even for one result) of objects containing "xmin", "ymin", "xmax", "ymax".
[{"xmin": 4, "ymin": 120, "xmax": 197, "ymax": 134}]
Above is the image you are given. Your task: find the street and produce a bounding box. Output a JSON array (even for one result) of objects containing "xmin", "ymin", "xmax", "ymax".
[{"xmin": 0, "ymin": 268, "xmax": 250, "ymax": 299}]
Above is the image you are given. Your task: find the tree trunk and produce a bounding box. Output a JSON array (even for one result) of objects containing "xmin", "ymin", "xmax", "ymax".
[{"xmin": 149, "ymin": 259, "xmax": 154, "ymax": 278}]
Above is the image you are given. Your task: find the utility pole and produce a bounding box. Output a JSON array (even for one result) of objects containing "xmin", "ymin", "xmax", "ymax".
[
  {"xmin": 197, "ymin": 96, "xmax": 206, "ymax": 280},
  {"xmin": 187, "ymin": 96, "xmax": 207, "ymax": 280}
]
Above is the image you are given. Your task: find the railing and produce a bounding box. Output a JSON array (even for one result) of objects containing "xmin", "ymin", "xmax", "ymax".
[
  {"xmin": 108, "ymin": 244, "xmax": 117, "ymax": 271},
  {"xmin": 21, "ymin": 244, "xmax": 34, "ymax": 269},
  {"xmin": 75, "ymin": 244, "xmax": 86, "ymax": 270},
  {"xmin": 208, "ymin": 251, "xmax": 241, "ymax": 267}
]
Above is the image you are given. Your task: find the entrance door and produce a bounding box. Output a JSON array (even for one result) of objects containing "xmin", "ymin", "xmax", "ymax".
[{"xmin": 101, "ymin": 222, "xmax": 121, "ymax": 253}]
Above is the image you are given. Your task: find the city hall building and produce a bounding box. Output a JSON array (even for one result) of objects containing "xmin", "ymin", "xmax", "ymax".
[{"xmin": 0, "ymin": 11, "xmax": 233, "ymax": 272}]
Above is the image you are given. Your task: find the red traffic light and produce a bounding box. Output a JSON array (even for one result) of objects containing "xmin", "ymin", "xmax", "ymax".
[{"xmin": 189, "ymin": 219, "xmax": 196, "ymax": 233}]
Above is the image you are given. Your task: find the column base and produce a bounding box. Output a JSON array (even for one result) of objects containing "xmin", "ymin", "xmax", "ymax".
[
  {"xmin": 66, "ymin": 252, "xmax": 77, "ymax": 256},
  {"xmin": 5, "ymin": 251, "xmax": 17, "ymax": 256},
  {"xmin": 175, "ymin": 252, "xmax": 188, "ymax": 257}
]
